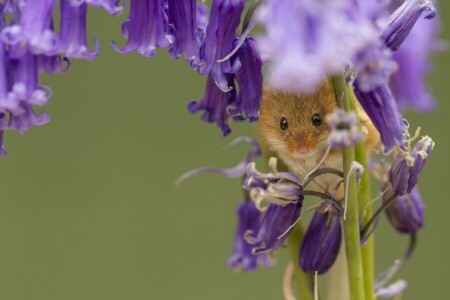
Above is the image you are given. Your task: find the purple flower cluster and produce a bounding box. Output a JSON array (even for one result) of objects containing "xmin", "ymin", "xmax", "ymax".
[
  {"xmin": 257, "ymin": 0, "xmax": 438, "ymax": 152},
  {"xmin": 112, "ymin": 0, "xmax": 263, "ymax": 136},
  {"xmin": 0, "ymin": 0, "xmax": 123, "ymax": 154}
]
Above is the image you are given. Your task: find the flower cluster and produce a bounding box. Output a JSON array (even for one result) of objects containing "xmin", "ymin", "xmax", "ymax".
[
  {"xmin": 0, "ymin": 0, "xmax": 123, "ymax": 154},
  {"xmin": 113, "ymin": 0, "xmax": 263, "ymax": 136},
  {"xmin": 241, "ymin": 157, "xmax": 346, "ymax": 274}
]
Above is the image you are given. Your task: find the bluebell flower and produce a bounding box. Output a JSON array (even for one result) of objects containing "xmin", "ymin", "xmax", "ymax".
[
  {"xmin": 299, "ymin": 206, "xmax": 342, "ymax": 274},
  {"xmin": 0, "ymin": 50, "xmax": 51, "ymax": 134},
  {"xmin": 230, "ymin": 37, "xmax": 262, "ymax": 122},
  {"xmin": 112, "ymin": 0, "xmax": 170, "ymax": 57},
  {"xmin": 198, "ymin": 0, "xmax": 245, "ymax": 92},
  {"xmin": 388, "ymin": 135, "xmax": 434, "ymax": 195},
  {"xmin": 326, "ymin": 108, "xmax": 363, "ymax": 149},
  {"xmin": 38, "ymin": 54, "xmax": 71, "ymax": 75},
  {"xmin": 257, "ymin": 0, "xmax": 377, "ymax": 92},
  {"xmin": 249, "ymin": 201, "xmax": 303, "ymax": 254},
  {"xmin": 167, "ymin": 0, "xmax": 202, "ymax": 67},
  {"xmin": 1, "ymin": 0, "xmax": 59, "ymax": 58},
  {"xmin": 352, "ymin": 44, "xmax": 404, "ymax": 152},
  {"xmin": 59, "ymin": 1, "xmax": 100, "ymax": 60},
  {"xmin": 243, "ymin": 157, "xmax": 303, "ymax": 208},
  {"xmin": 228, "ymin": 200, "xmax": 272, "ymax": 271},
  {"xmin": 389, "ymin": 3, "xmax": 442, "ymax": 111},
  {"xmin": 188, "ymin": 73, "xmax": 236, "ymax": 136},
  {"xmin": 71, "ymin": 0, "xmax": 124, "ymax": 15},
  {"xmin": 380, "ymin": 0, "xmax": 436, "ymax": 51},
  {"xmin": 384, "ymin": 187, "xmax": 424, "ymax": 234},
  {"xmin": 242, "ymin": 157, "xmax": 304, "ymax": 253}
]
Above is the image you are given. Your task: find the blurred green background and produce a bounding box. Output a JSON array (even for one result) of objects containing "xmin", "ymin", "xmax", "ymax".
[{"xmin": 0, "ymin": 3, "xmax": 448, "ymax": 300}]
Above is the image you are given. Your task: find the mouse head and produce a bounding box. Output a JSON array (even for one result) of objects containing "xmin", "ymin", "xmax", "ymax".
[{"xmin": 258, "ymin": 82, "xmax": 337, "ymax": 161}]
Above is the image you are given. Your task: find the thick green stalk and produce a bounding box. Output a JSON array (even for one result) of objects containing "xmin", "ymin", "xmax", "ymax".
[
  {"xmin": 287, "ymin": 222, "xmax": 314, "ymax": 300},
  {"xmin": 332, "ymin": 74, "xmax": 366, "ymax": 300},
  {"xmin": 349, "ymin": 89, "xmax": 376, "ymax": 300},
  {"xmin": 355, "ymin": 143, "xmax": 375, "ymax": 300}
]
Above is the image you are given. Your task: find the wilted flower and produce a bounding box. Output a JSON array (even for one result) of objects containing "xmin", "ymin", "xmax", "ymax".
[
  {"xmin": 388, "ymin": 135, "xmax": 434, "ymax": 195},
  {"xmin": 243, "ymin": 157, "xmax": 302, "ymax": 208}
]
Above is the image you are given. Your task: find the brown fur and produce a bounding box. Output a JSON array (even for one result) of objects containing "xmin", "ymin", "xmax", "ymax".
[{"xmin": 258, "ymin": 82, "xmax": 379, "ymax": 187}]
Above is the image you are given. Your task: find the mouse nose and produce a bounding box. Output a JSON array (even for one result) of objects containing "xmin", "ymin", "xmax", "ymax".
[{"xmin": 295, "ymin": 145, "xmax": 309, "ymax": 155}]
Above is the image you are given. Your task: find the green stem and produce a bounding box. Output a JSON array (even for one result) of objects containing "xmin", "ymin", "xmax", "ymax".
[
  {"xmin": 332, "ymin": 74, "xmax": 366, "ymax": 300},
  {"xmin": 349, "ymin": 88, "xmax": 376, "ymax": 300},
  {"xmin": 287, "ymin": 222, "xmax": 314, "ymax": 300}
]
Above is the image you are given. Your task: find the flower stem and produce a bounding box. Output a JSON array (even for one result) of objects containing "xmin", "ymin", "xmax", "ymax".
[
  {"xmin": 287, "ymin": 222, "xmax": 314, "ymax": 300},
  {"xmin": 332, "ymin": 74, "xmax": 366, "ymax": 300},
  {"xmin": 349, "ymin": 88, "xmax": 376, "ymax": 300}
]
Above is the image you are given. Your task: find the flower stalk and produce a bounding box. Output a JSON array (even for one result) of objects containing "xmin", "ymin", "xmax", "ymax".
[
  {"xmin": 332, "ymin": 74, "xmax": 366, "ymax": 300},
  {"xmin": 287, "ymin": 222, "xmax": 314, "ymax": 300},
  {"xmin": 349, "ymin": 87, "xmax": 376, "ymax": 300}
]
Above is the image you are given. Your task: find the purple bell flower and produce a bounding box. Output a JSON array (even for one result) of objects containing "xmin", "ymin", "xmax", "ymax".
[
  {"xmin": 167, "ymin": 0, "xmax": 201, "ymax": 67},
  {"xmin": 243, "ymin": 157, "xmax": 303, "ymax": 208},
  {"xmin": 384, "ymin": 187, "xmax": 424, "ymax": 234},
  {"xmin": 353, "ymin": 83, "xmax": 404, "ymax": 152},
  {"xmin": 353, "ymin": 44, "xmax": 404, "ymax": 152},
  {"xmin": 389, "ymin": 2, "xmax": 442, "ymax": 111},
  {"xmin": 242, "ymin": 157, "xmax": 304, "ymax": 253},
  {"xmin": 188, "ymin": 73, "xmax": 236, "ymax": 136},
  {"xmin": 299, "ymin": 207, "xmax": 342, "ymax": 274},
  {"xmin": 59, "ymin": 1, "xmax": 100, "ymax": 60},
  {"xmin": 388, "ymin": 135, "xmax": 434, "ymax": 195},
  {"xmin": 250, "ymin": 201, "xmax": 303, "ymax": 254},
  {"xmin": 1, "ymin": 0, "xmax": 59, "ymax": 58},
  {"xmin": 228, "ymin": 200, "xmax": 272, "ymax": 271},
  {"xmin": 231, "ymin": 37, "xmax": 262, "ymax": 122},
  {"xmin": 198, "ymin": 0, "xmax": 245, "ymax": 92},
  {"xmin": 0, "ymin": 51, "xmax": 51, "ymax": 134},
  {"xmin": 380, "ymin": 0, "xmax": 436, "ymax": 51},
  {"xmin": 112, "ymin": 0, "xmax": 170, "ymax": 57},
  {"xmin": 71, "ymin": 0, "xmax": 124, "ymax": 15},
  {"xmin": 38, "ymin": 55, "xmax": 71, "ymax": 75},
  {"xmin": 257, "ymin": 0, "xmax": 377, "ymax": 92}
]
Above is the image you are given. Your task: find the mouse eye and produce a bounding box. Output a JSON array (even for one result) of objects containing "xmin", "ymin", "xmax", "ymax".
[
  {"xmin": 280, "ymin": 117, "xmax": 288, "ymax": 131},
  {"xmin": 312, "ymin": 113, "xmax": 322, "ymax": 127}
]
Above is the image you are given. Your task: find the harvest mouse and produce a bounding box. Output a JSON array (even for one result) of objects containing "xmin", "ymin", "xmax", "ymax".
[{"xmin": 258, "ymin": 81, "xmax": 378, "ymax": 193}]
